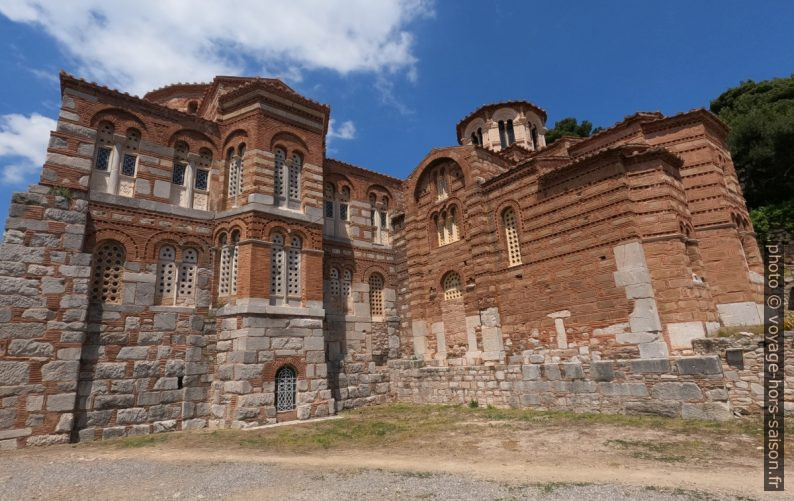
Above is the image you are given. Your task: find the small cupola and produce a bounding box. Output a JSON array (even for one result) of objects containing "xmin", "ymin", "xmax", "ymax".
[{"xmin": 456, "ymin": 100, "xmax": 548, "ymax": 152}]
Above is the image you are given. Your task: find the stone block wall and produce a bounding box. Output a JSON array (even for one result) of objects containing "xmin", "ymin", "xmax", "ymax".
[
  {"xmin": 389, "ymin": 332, "xmax": 794, "ymax": 419},
  {"xmin": 0, "ymin": 187, "xmax": 92, "ymax": 449}
]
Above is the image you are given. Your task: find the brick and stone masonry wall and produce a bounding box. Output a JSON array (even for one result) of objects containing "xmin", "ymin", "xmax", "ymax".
[
  {"xmin": 0, "ymin": 186, "xmax": 92, "ymax": 449},
  {"xmin": 389, "ymin": 332, "xmax": 794, "ymax": 419}
]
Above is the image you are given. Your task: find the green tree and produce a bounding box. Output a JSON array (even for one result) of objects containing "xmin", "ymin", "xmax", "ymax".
[
  {"xmin": 545, "ymin": 117, "xmax": 597, "ymax": 145},
  {"xmin": 710, "ymin": 75, "xmax": 794, "ymax": 209}
]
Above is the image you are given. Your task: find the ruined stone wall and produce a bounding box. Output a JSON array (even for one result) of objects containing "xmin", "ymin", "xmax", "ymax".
[
  {"xmin": 390, "ymin": 332, "xmax": 794, "ymax": 419},
  {"xmin": 0, "ymin": 187, "xmax": 92, "ymax": 449}
]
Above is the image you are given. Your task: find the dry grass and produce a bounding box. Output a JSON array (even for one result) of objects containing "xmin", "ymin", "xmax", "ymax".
[{"xmin": 93, "ymin": 403, "xmax": 781, "ymax": 453}]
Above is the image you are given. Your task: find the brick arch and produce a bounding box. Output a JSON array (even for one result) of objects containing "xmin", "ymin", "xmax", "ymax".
[
  {"xmin": 366, "ymin": 183, "xmax": 393, "ymax": 202},
  {"xmin": 411, "ymin": 153, "xmax": 471, "ymax": 203},
  {"xmin": 362, "ymin": 264, "xmax": 391, "ymax": 287},
  {"xmin": 85, "ymin": 228, "xmax": 139, "ymax": 260},
  {"xmin": 144, "ymin": 232, "xmax": 211, "ymax": 261},
  {"xmin": 494, "ymin": 199, "xmax": 523, "ymax": 233},
  {"xmin": 325, "ymin": 173, "xmax": 353, "ymax": 198},
  {"xmin": 89, "ymin": 107, "xmax": 148, "ymax": 132},
  {"xmin": 325, "ymin": 258, "xmax": 356, "ymax": 276},
  {"xmin": 270, "ymin": 131, "xmax": 309, "ymax": 154},
  {"xmin": 221, "ymin": 129, "xmax": 249, "ymax": 151},
  {"xmin": 263, "ymin": 356, "xmax": 306, "ymax": 382},
  {"xmin": 214, "ymin": 219, "xmax": 248, "ymax": 242},
  {"xmin": 167, "ymin": 128, "xmax": 218, "ymax": 152}
]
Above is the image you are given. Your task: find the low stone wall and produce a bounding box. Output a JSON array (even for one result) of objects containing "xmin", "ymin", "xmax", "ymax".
[{"xmin": 389, "ymin": 332, "xmax": 794, "ymax": 419}]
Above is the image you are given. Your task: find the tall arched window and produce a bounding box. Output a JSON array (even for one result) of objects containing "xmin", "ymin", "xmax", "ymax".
[
  {"xmin": 369, "ymin": 273, "xmax": 384, "ymax": 318},
  {"xmin": 288, "ymin": 152, "xmax": 302, "ymax": 203},
  {"xmin": 339, "ymin": 187, "xmax": 350, "ymax": 221},
  {"xmin": 274, "ymin": 147, "xmax": 286, "ymax": 206},
  {"xmin": 369, "ymin": 193, "xmax": 377, "ymax": 226},
  {"xmin": 275, "ymin": 365, "xmax": 297, "ymax": 412},
  {"xmin": 471, "ymin": 132, "xmax": 479, "ymax": 145},
  {"xmin": 287, "ymin": 236, "xmax": 302, "ymax": 297},
  {"xmin": 506, "ymin": 119, "xmax": 516, "ymax": 146},
  {"xmin": 503, "ymin": 208, "xmax": 522, "ymax": 267},
  {"xmin": 436, "ymin": 167, "xmax": 448, "ymax": 200},
  {"xmin": 498, "ymin": 120, "xmax": 507, "ymax": 149},
  {"xmin": 328, "ymin": 267, "xmax": 340, "ymax": 296},
  {"xmin": 443, "ymin": 272, "xmax": 463, "ymax": 300},
  {"xmin": 380, "ymin": 197, "xmax": 389, "ymax": 231},
  {"xmin": 94, "ymin": 121, "xmax": 115, "ymax": 172},
  {"xmin": 90, "ymin": 241, "xmax": 125, "ymax": 304},
  {"xmin": 270, "ymin": 233, "xmax": 285, "ymax": 301},
  {"xmin": 177, "ymin": 248, "xmax": 198, "ymax": 302},
  {"xmin": 120, "ymin": 128, "xmax": 140, "ymax": 178},
  {"xmin": 218, "ymin": 233, "xmax": 230, "ymax": 296},
  {"xmin": 448, "ymin": 207, "xmax": 458, "ymax": 242},
  {"xmin": 325, "ymin": 183, "xmax": 335, "ymax": 218},
  {"xmin": 435, "ymin": 213, "xmax": 445, "ymax": 246},
  {"xmin": 156, "ymin": 245, "xmax": 177, "ymax": 304},
  {"xmin": 342, "ymin": 269, "xmax": 352, "ymax": 298},
  {"xmin": 477, "ymin": 127, "xmax": 483, "ymax": 147},
  {"xmin": 530, "ymin": 125, "xmax": 539, "ymax": 150},
  {"xmin": 230, "ymin": 230, "xmax": 240, "ymax": 295},
  {"xmin": 227, "ymin": 145, "xmax": 244, "ymax": 200}
]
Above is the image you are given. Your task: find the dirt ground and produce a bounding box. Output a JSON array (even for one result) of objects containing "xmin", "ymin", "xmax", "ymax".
[{"xmin": 0, "ymin": 404, "xmax": 790, "ymax": 500}]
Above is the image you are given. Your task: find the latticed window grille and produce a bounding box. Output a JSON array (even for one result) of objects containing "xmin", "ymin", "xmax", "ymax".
[
  {"xmin": 230, "ymin": 232, "xmax": 239, "ymax": 296},
  {"xmin": 172, "ymin": 163, "xmax": 186, "ymax": 185},
  {"xmin": 339, "ymin": 187, "xmax": 349, "ymax": 221},
  {"xmin": 121, "ymin": 154, "xmax": 137, "ymax": 177},
  {"xmin": 329, "ymin": 267, "xmax": 340, "ymax": 296},
  {"xmin": 503, "ymin": 208, "xmax": 522, "ymax": 267},
  {"xmin": 443, "ymin": 272, "xmax": 463, "ymax": 300},
  {"xmin": 380, "ymin": 210, "xmax": 388, "ymax": 229},
  {"xmin": 218, "ymin": 234, "xmax": 231, "ymax": 296},
  {"xmin": 227, "ymin": 147, "xmax": 244, "ymax": 198},
  {"xmin": 342, "ymin": 269, "xmax": 352, "ymax": 297},
  {"xmin": 287, "ymin": 236, "xmax": 301, "ymax": 296},
  {"xmin": 275, "ymin": 366, "xmax": 297, "ymax": 412},
  {"xmin": 325, "ymin": 183, "xmax": 335, "ymax": 218},
  {"xmin": 156, "ymin": 245, "xmax": 176, "ymax": 303},
  {"xmin": 194, "ymin": 169, "xmax": 209, "ymax": 190},
  {"xmin": 436, "ymin": 215, "xmax": 445, "ymax": 246},
  {"xmin": 270, "ymin": 233, "xmax": 285, "ymax": 299},
  {"xmin": 90, "ymin": 242, "xmax": 125, "ymax": 304},
  {"xmin": 369, "ymin": 273, "xmax": 384, "ymax": 317},
  {"xmin": 274, "ymin": 148, "xmax": 286, "ymax": 202},
  {"xmin": 288, "ymin": 153, "xmax": 301, "ymax": 201},
  {"xmin": 177, "ymin": 248, "xmax": 198, "ymax": 300},
  {"xmin": 95, "ymin": 146, "xmax": 112, "ymax": 171}
]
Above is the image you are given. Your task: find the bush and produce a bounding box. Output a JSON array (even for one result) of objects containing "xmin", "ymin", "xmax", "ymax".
[{"xmin": 468, "ymin": 400, "xmax": 479, "ymax": 409}]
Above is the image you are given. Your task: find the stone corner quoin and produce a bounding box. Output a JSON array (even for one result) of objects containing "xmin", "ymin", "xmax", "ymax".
[{"xmin": 0, "ymin": 73, "xmax": 782, "ymax": 449}]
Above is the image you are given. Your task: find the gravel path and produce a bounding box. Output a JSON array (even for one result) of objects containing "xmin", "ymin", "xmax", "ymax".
[{"xmin": 0, "ymin": 455, "xmax": 747, "ymax": 500}]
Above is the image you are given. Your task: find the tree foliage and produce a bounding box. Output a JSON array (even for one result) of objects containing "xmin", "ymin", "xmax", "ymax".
[
  {"xmin": 748, "ymin": 200, "xmax": 794, "ymax": 245},
  {"xmin": 710, "ymin": 75, "xmax": 794, "ymax": 208},
  {"xmin": 545, "ymin": 117, "xmax": 597, "ymax": 145}
]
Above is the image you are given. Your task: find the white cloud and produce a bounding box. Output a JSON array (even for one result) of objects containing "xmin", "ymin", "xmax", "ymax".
[
  {"xmin": 0, "ymin": 0, "xmax": 433, "ymax": 96},
  {"xmin": 0, "ymin": 113, "xmax": 56, "ymax": 185},
  {"xmin": 327, "ymin": 119, "xmax": 356, "ymax": 141}
]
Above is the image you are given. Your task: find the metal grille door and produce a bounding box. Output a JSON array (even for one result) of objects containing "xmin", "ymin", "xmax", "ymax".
[{"xmin": 276, "ymin": 366, "xmax": 297, "ymax": 412}]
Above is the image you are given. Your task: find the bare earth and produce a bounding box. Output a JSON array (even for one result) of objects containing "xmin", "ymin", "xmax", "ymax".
[{"xmin": 0, "ymin": 405, "xmax": 790, "ymax": 500}]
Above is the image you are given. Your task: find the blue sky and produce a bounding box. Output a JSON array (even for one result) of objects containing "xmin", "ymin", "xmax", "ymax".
[{"xmin": 0, "ymin": 1, "xmax": 792, "ymax": 222}]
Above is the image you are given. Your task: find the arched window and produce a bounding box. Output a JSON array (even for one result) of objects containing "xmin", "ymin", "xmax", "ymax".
[
  {"xmin": 471, "ymin": 132, "xmax": 478, "ymax": 145},
  {"xmin": 156, "ymin": 245, "xmax": 177, "ymax": 304},
  {"xmin": 369, "ymin": 273, "xmax": 384, "ymax": 318},
  {"xmin": 274, "ymin": 147, "xmax": 286, "ymax": 206},
  {"xmin": 342, "ymin": 269, "xmax": 352, "ymax": 298},
  {"xmin": 369, "ymin": 193, "xmax": 377, "ymax": 226},
  {"xmin": 477, "ymin": 127, "xmax": 483, "ymax": 147},
  {"xmin": 187, "ymin": 101, "xmax": 198, "ymax": 114},
  {"xmin": 328, "ymin": 267, "xmax": 340, "ymax": 296},
  {"xmin": 177, "ymin": 248, "xmax": 198, "ymax": 301},
  {"xmin": 498, "ymin": 120, "xmax": 507, "ymax": 149},
  {"xmin": 227, "ymin": 145, "xmax": 244, "ymax": 200},
  {"xmin": 436, "ymin": 214, "xmax": 445, "ymax": 246},
  {"xmin": 90, "ymin": 241, "xmax": 125, "ymax": 304},
  {"xmin": 380, "ymin": 197, "xmax": 389, "ymax": 231},
  {"xmin": 288, "ymin": 152, "xmax": 301, "ymax": 203},
  {"xmin": 506, "ymin": 119, "xmax": 516, "ymax": 146},
  {"xmin": 194, "ymin": 148, "xmax": 211, "ymax": 200},
  {"xmin": 230, "ymin": 230, "xmax": 240, "ymax": 296},
  {"xmin": 448, "ymin": 207, "xmax": 458, "ymax": 242},
  {"xmin": 172, "ymin": 141, "xmax": 188, "ymax": 186},
  {"xmin": 325, "ymin": 183, "xmax": 335, "ymax": 218},
  {"xmin": 503, "ymin": 208, "xmax": 522, "ymax": 267},
  {"xmin": 443, "ymin": 272, "xmax": 463, "ymax": 300},
  {"xmin": 339, "ymin": 187, "xmax": 350, "ymax": 221},
  {"xmin": 530, "ymin": 125, "xmax": 539, "ymax": 150},
  {"xmin": 275, "ymin": 365, "xmax": 297, "ymax": 412},
  {"xmin": 120, "ymin": 128, "xmax": 140, "ymax": 178},
  {"xmin": 218, "ymin": 233, "xmax": 231, "ymax": 296},
  {"xmin": 436, "ymin": 167, "xmax": 448, "ymax": 200},
  {"xmin": 270, "ymin": 233, "xmax": 285, "ymax": 301},
  {"xmin": 287, "ymin": 235, "xmax": 302, "ymax": 297},
  {"xmin": 94, "ymin": 122, "xmax": 115, "ymax": 172}
]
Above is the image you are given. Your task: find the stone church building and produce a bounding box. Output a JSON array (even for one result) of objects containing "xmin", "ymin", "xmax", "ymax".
[{"xmin": 0, "ymin": 73, "xmax": 770, "ymax": 448}]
